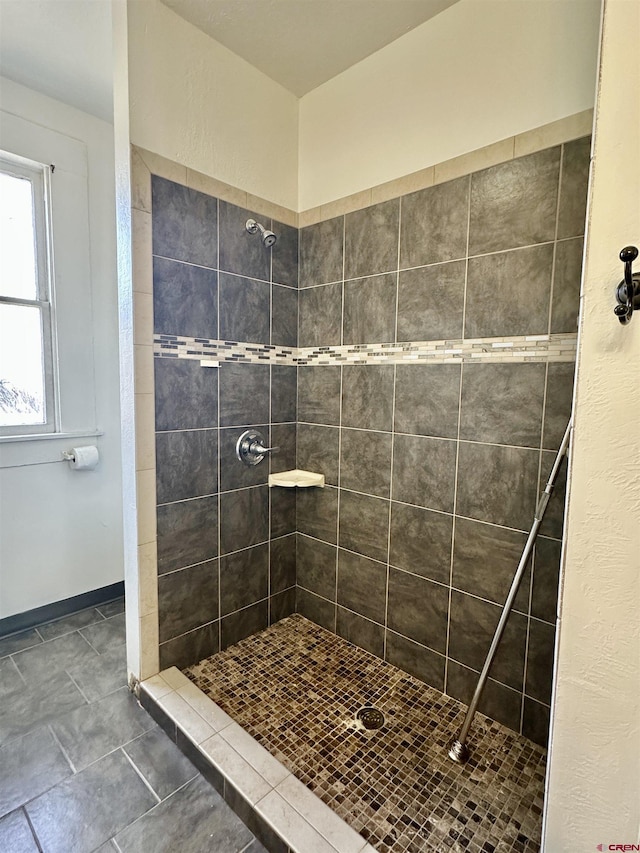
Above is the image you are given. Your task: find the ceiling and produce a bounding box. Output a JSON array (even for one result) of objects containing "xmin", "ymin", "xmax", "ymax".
[{"xmin": 161, "ymin": 0, "xmax": 460, "ymax": 96}]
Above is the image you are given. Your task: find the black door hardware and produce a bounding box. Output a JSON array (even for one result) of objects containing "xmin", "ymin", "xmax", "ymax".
[{"xmin": 614, "ymin": 246, "xmax": 640, "ymax": 325}]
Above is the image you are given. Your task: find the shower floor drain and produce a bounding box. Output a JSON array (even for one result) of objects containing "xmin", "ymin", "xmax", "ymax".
[{"xmin": 356, "ymin": 706, "xmax": 385, "ymax": 730}]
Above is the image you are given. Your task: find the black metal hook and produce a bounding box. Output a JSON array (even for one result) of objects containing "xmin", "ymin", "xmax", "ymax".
[{"xmin": 614, "ymin": 246, "xmax": 640, "ymax": 325}]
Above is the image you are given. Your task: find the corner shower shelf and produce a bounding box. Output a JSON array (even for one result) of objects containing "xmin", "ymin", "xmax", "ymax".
[{"xmin": 268, "ymin": 469, "xmax": 325, "ymax": 488}]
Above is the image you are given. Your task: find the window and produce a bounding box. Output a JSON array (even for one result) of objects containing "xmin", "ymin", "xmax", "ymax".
[{"xmin": 0, "ymin": 154, "xmax": 56, "ymax": 434}]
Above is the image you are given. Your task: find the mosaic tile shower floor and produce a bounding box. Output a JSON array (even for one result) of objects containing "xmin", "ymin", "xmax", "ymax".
[{"xmin": 185, "ymin": 615, "xmax": 546, "ymax": 853}]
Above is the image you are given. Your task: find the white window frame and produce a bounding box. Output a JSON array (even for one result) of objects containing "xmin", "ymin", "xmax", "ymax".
[{"xmin": 0, "ymin": 152, "xmax": 58, "ymax": 436}]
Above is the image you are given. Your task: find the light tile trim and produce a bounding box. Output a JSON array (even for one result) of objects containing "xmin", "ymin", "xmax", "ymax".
[
  {"xmin": 153, "ymin": 332, "xmax": 578, "ymax": 365},
  {"xmin": 140, "ymin": 669, "xmax": 371, "ymax": 853}
]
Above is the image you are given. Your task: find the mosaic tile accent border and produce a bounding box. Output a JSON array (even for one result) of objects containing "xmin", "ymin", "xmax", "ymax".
[{"xmin": 154, "ymin": 332, "xmax": 577, "ymax": 366}]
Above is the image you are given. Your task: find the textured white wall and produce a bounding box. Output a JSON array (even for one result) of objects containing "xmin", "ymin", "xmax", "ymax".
[
  {"xmin": 543, "ymin": 0, "xmax": 640, "ymax": 847},
  {"xmin": 127, "ymin": 0, "xmax": 299, "ymax": 210},
  {"xmin": 298, "ymin": 0, "xmax": 601, "ymax": 210},
  {"xmin": 0, "ymin": 78, "xmax": 124, "ymax": 618}
]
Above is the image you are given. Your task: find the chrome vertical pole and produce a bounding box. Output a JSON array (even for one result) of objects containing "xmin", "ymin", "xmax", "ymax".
[{"xmin": 448, "ymin": 420, "xmax": 572, "ymax": 764}]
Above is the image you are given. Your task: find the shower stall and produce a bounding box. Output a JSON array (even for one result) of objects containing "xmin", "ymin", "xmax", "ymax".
[{"xmin": 130, "ymin": 125, "xmax": 589, "ymax": 852}]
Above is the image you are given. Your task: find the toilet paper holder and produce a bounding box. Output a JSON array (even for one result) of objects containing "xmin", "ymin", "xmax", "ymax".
[{"xmin": 61, "ymin": 450, "xmax": 76, "ymax": 461}]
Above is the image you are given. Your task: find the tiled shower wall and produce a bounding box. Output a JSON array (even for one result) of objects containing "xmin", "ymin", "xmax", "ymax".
[
  {"xmin": 144, "ymin": 134, "xmax": 589, "ymax": 748},
  {"xmin": 294, "ymin": 138, "xmax": 589, "ymax": 746},
  {"xmin": 150, "ymin": 176, "xmax": 299, "ymax": 670}
]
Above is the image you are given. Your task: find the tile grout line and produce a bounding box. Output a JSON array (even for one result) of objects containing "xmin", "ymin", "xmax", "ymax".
[{"xmin": 120, "ymin": 746, "xmax": 162, "ymax": 805}]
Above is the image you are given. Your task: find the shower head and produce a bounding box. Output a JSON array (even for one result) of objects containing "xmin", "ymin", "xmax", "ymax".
[{"xmin": 245, "ymin": 218, "xmax": 277, "ymax": 248}]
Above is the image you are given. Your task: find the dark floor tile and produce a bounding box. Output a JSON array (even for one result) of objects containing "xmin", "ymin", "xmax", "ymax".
[
  {"xmin": 272, "ymin": 284, "xmax": 298, "ymax": 348},
  {"xmin": 0, "ymin": 809, "xmax": 39, "ymax": 853},
  {"xmin": 543, "ymin": 362, "xmax": 575, "ymax": 450},
  {"xmin": 139, "ymin": 690, "xmax": 176, "ymax": 742},
  {"xmin": 124, "ymin": 728, "xmax": 197, "ymax": 801},
  {"xmin": 469, "ymin": 148, "xmax": 560, "ymax": 255},
  {"xmin": 299, "ymin": 216, "xmax": 343, "ymax": 288},
  {"xmin": 394, "ymin": 363, "xmax": 461, "ymax": 439},
  {"xmin": 343, "ymin": 273, "xmax": 397, "ymax": 344},
  {"xmin": 387, "ymin": 568, "xmax": 449, "ymax": 653},
  {"xmin": 531, "ymin": 537, "xmax": 561, "ymax": 623},
  {"xmin": 65, "ymin": 644, "xmax": 127, "ymax": 703},
  {"xmin": 0, "ymin": 656, "xmax": 25, "ymax": 698},
  {"xmin": 37, "ymin": 608, "xmax": 105, "ymax": 641},
  {"xmin": 397, "ymin": 260, "xmax": 466, "ymax": 342},
  {"xmin": 296, "ymin": 485, "xmax": 338, "ymax": 544},
  {"xmin": 220, "ymin": 487, "xmax": 269, "ymax": 555},
  {"xmin": 270, "ymin": 535, "xmax": 296, "ymax": 594},
  {"xmin": 158, "ymin": 560, "xmax": 219, "ymax": 643},
  {"xmin": 0, "ymin": 672, "xmax": 87, "ymax": 746},
  {"xmin": 526, "ymin": 619, "xmax": 557, "ymax": 705},
  {"xmin": 220, "ymin": 544, "xmax": 269, "ymax": 615},
  {"xmin": 272, "ymin": 220, "xmax": 298, "ymax": 288},
  {"xmin": 452, "ymin": 517, "xmax": 530, "ymax": 613},
  {"xmin": 465, "ymin": 244, "xmax": 554, "ymax": 338},
  {"xmin": 446, "ymin": 661, "xmax": 522, "ymax": 733},
  {"xmin": 296, "ymin": 423, "xmax": 340, "ymax": 485},
  {"xmin": 116, "ymin": 774, "xmax": 252, "ymax": 853},
  {"xmin": 558, "ymin": 136, "xmax": 590, "ymax": 239},
  {"xmin": 97, "ymin": 598, "xmax": 125, "ymax": 619},
  {"xmin": 522, "ymin": 697, "xmax": 551, "ymax": 748},
  {"xmin": 456, "ymin": 442, "xmax": 540, "ymax": 531},
  {"xmin": 0, "ymin": 727, "xmax": 72, "ymax": 817},
  {"xmin": 341, "ymin": 365, "xmax": 394, "ymax": 431},
  {"xmin": 270, "ymin": 588, "xmax": 296, "ymax": 624},
  {"xmin": 80, "ymin": 613, "xmax": 126, "ymax": 654},
  {"xmin": 219, "ymin": 273, "xmax": 270, "ymax": 344},
  {"xmin": 156, "ymin": 429, "xmax": 218, "ymax": 503},
  {"xmin": 337, "ymin": 549, "xmax": 386, "ymax": 624},
  {"xmin": 336, "ymin": 607, "xmax": 384, "ymax": 658},
  {"xmin": 551, "ymin": 236, "xmax": 583, "ymax": 333},
  {"xmin": 400, "ymin": 177, "xmax": 469, "ymax": 268},
  {"xmin": 220, "ymin": 426, "xmax": 269, "ymax": 491},
  {"xmin": 219, "ymin": 201, "xmax": 270, "ymax": 282},
  {"xmin": 157, "ymin": 495, "xmax": 218, "ymax": 574},
  {"xmin": 385, "ymin": 632, "xmax": 445, "ymax": 692},
  {"xmin": 155, "ymin": 358, "xmax": 218, "ymax": 432},
  {"xmin": 50, "ymin": 687, "xmax": 155, "ymax": 771},
  {"xmin": 459, "ymin": 363, "xmax": 546, "ymax": 448},
  {"xmin": 242, "ymin": 839, "xmax": 269, "ymax": 853},
  {"xmin": 345, "ymin": 199, "xmax": 399, "ymax": 279},
  {"xmin": 340, "ymin": 429, "xmax": 392, "ymax": 498},
  {"xmin": 389, "ymin": 502, "xmax": 452, "ymax": 584},
  {"xmin": 159, "ymin": 622, "xmax": 219, "ymax": 671},
  {"xmin": 296, "ymin": 588, "xmax": 335, "ymax": 632},
  {"xmin": 392, "ymin": 434, "xmax": 457, "ymax": 513},
  {"xmin": 11, "ymin": 632, "xmax": 99, "ymax": 683},
  {"xmin": 298, "ymin": 282, "xmax": 343, "ymax": 347},
  {"xmin": 221, "ymin": 602, "xmax": 268, "ymax": 651},
  {"xmin": 26, "ymin": 749, "xmax": 157, "ymax": 853},
  {"xmin": 448, "ymin": 590, "xmax": 527, "ymax": 690},
  {"xmin": 219, "ymin": 362, "xmax": 270, "ymax": 427},
  {"xmin": 271, "ymin": 365, "xmax": 297, "ymax": 424},
  {"xmin": 0, "ymin": 629, "xmax": 42, "ymax": 659},
  {"xmin": 338, "ymin": 490, "xmax": 389, "ymax": 562},
  {"xmin": 153, "ymin": 257, "xmax": 218, "ymax": 339},
  {"xmin": 296, "ymin": 534, "xmax": 337, "ymax": 601},
  {"xmin": 298, "ymin": 366, "xmax": 341, "ymax": 426},
  {"xmin": 152, "ymin": 176, "xmax": 218, "ymax": 268}
]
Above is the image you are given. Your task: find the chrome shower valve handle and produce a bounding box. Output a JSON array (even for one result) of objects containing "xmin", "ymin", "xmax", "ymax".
[{"xmin": 235, "ymin": 429, "xmax": 279, "ymax": 466}]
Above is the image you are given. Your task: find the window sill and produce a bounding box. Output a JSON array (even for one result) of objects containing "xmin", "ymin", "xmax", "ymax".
[
  {"xmin": 0, "ymin": 429, "xmax": 103, "ymax": 444},
  {"xmin": 0, "ymin": 430, "xmax": 104, "ymax": 469}
]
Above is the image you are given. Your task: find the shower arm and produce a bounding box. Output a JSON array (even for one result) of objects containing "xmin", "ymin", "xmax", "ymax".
[{"xmin": 448, "ymin": 419, "xmax": 573, "ymax": 764}]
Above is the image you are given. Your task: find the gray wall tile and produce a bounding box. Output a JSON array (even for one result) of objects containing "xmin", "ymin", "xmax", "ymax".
[
  {"xmin": 270, "ymin": 588, "xmax": 296, "ymax": 623},
  {"xmin": 394, "ymin": 363, "xmax": 461, "ymax": 439},
  {"xmin": 270, "ymin": 487, "xmax": 296, "ymax": 539},
  {"xmin": 385, "ymin": 632, "xmax": 445, "ymax": 692},
  {"xmin": 551, "ymin": 237, "xmax": 583, "ymax": 333},
  {"xmin": 389, "ymin": 502, "xmax": 452, "ymax": 584},
  {"xmin": 297, "ymin": 424, "xmax": 340, "ymax": 485},
  {"xmin": 337, "ymin": 549, "xmax": 387, "ymax": 623},
  {"xmin": 221, "ymin": 601, "xmax": 269, "ymax": 650},
  {"xmin": 336, "ymin": 608, "xmax": 385, "ymax": 658},
  {"xmin": 299, "ymin": 217, "xmax": 343, "ymax": 287},
  {"xmin": 220, "ymin": 426, "xmax": 269, "ymax": 492},
  {"xmin": 392, "ymin": 434, "xmax": 456, "ymax": 513},
  {"xmin": 338, "ymin": 490, "xmax": 389, "ymax": 562},
  {"xmin": 557, "ymin": 136, "xmax": 590, "ymax": 239},
  {"xmin": 298, "ymin": 366, "xmax": 341, "ymax": 425},
  {"xmin": 271, "ymin": 284, "xmax": 298, "ymax": 347},
  {"xmin": 341, "ymin": 365, "xmax": 394, "ymax": 431},
  {"xmin": 220, "ymin": 544, "xmax": 269, "ymax": 615},
  {"xmin": 219, "ymin": 273, "xmax": 270, "ymax": 344},
  {"xmin": 152, "ymin": 176, "xmax": 217, "ymax": 268},
  {"xmin": 272, "ymin": 221, "xmax": 298, "ymax": 287},
  {"xmin": 155, "ymin": 359, "xmax": 218, "ymax": 431},
  {"xmin": 218, "ymin": 363, "xmax": 270, "ymax": 427},
  {"xmin": 531, "ymin": 537, "xmax": 561, "ymax": 623},
  {"xmin": 543, "ymin": 362, "xmax": 574, "ymax": 450},
  {"xmin": 526, "ymin": 619, "xmax": 556, "ymax": 704},
  {"xmin": 397, "ymin": 260, "xmax": 466, "ymax": 342},
  {"xmin": 157, "ymin": 496, "xmax": 218, "ymax": 575},
  {"xmin": 296, "ymin": 589, "xmax": 335, "ymax": 632},
  {"xmin": 270, "ymin": 535, "xmax": 296, "ymax": 594},
  {"xmin": 158, "ymin": 560, "xmax": 218, "ymax": 643},
  {"xmin": 270, "ymin": 423, "xmax": 296, "ymax": 474},
  {"xmin": 219, "ymin": 201, "xmax": 270, "ymax": 281},
  {"xmin": 400, "ymin": 177, "xmax": 469, "ymax": 268},
  {"xmin": 153, "ymin": 258, "xmax": 217, "ymax": 339},
  {"xmin": 271, "ymin": 366, "xmax": 297, "ymax": 423},
  {"xmin": 387, "ymin": 569, "xmax": 448, "ymax": 653},
  {"xmin": 159, "ymin": 621, "xmax": 219, "ymax": 670},
  {"xmin": 340, "ymin": 429, "xmax": 392, "ymax": 498},
  {"xmin": 446, "ymin": 661, "xmax": 522, "ymax": 732},
  {"xmin": 296, "ymin": 534, "xmax": 336, "ymax": 600},
  {"xmin": 219, "ymin": 487, "xmax": 269, "ymax": 555},
  {"xmin": 345, "ymin": 200, "xmax": 399, "ymax": 279},
  {"xmin": 297, "ymin": 486, "xmax": 338, "ymax": 544},
  {"xmin": 298, "ymin": 283, "xmax": 343, "ymax": 346},
  {"xmin": 343, "ymin": 273, "xmax": 397, "ymax": 344},
  {"xmin": 156, "ymin": 429, "xmax": 218, "ymax": 504},
  {"xmin": 469, "ymin": 148, "xmax": 560, "ymax": 255}
]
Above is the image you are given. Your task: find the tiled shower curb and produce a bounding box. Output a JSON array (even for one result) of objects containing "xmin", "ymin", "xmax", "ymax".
[{"xmin": 138, "ymin": 668, "xmax": 376, "ymax": 853}]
